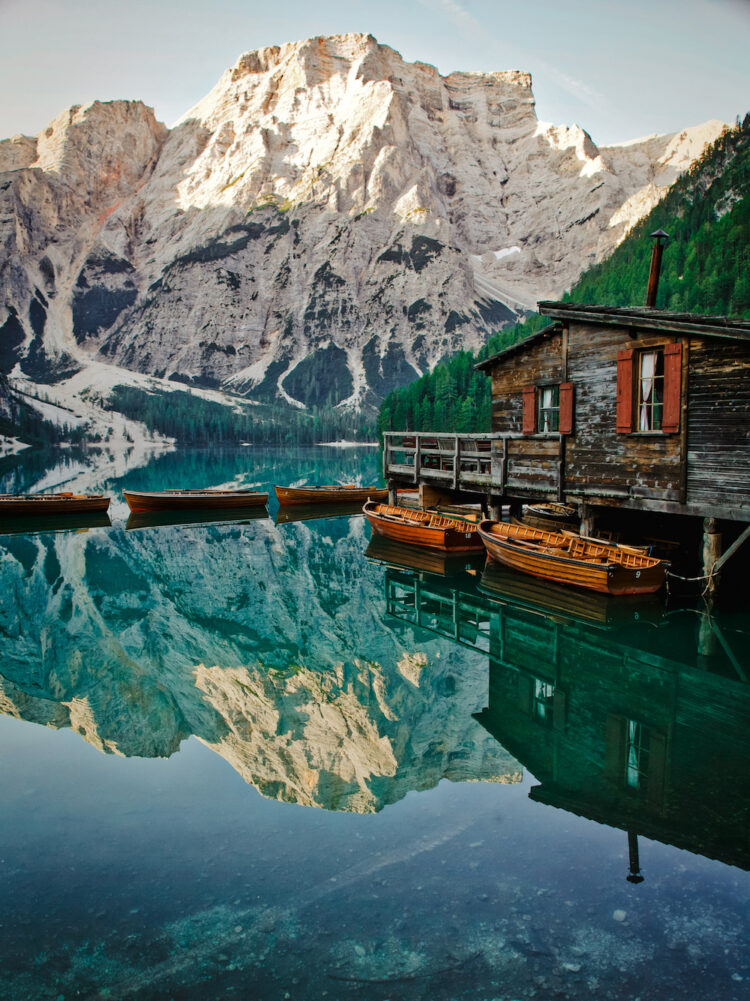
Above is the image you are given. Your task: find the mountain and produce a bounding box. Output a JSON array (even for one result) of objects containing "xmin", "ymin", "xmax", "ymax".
[
  {"xmin": 378, "ymin": 114, "xmax": 750, "ymax": 437},
  {"xmin": 0, "ymin": 33, "xmax": 726, "ymax": 438},
  {"xmin": 0, "ymin": 513, "xmax": 519, "ymax": 812}
]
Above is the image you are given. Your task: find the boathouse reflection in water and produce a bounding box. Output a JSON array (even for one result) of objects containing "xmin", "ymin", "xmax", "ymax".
[{"xmin": 378, "ymin": 554, "xmax": 750, "ymax": 874}]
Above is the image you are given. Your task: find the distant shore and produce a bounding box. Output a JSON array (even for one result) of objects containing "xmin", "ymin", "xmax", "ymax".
[{"xmin": 318, "ymin": 440, "xmax": 379, "ymax": 448}]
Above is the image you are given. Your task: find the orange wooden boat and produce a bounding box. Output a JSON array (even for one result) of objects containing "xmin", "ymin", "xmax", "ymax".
[
  {"xmin": 0, "ymin": 492, "xmax": 110, "ymax": 516},
  {"xmin": 275, "ymin": 501, "xmax": 364, "ymax": 524},
  {"xmin": 274, "ymin": 484, "xmax": 388, "ymax": 505},
  {"xmin": 477, "ymin": 520, "xmax": 668, "ymax": 596},
  {"xmin": 123, "ymin": 489, "xmax": 268, "ymax": 512},
  {"xmin": 363, "ymin": 502, "xmax": 485, "ymax": 552}
]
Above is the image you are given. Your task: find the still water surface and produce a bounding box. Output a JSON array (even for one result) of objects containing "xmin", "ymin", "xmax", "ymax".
[{"xmin": 0, "ymin": 446, "xmax": 748, "ymax": 1000}]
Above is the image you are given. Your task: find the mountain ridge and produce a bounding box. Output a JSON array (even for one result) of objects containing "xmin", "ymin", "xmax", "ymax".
[{"xmin": 0, "ymin": 32, "xmax": 727, "ymax": 443}]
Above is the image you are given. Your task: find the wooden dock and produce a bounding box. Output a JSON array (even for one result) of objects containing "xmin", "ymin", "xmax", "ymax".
[{"xmin": 384, "ymin": 430, "xmax": 600, "ymax": 512}]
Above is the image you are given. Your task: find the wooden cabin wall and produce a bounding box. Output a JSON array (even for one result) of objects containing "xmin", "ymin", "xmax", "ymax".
[
  {"xmin": 490, "ymin": 335, "xmax": 562, "ymax": 433},
  {"xmin": 489, "ymin": 323, "xmax": 684, "ymax": 503},
  {"xmin": 686, "ymin": 337, "xmax": 750, "ymax": 512},
  {"xmin": 565, "ymin": 323, "xmax": 683, "ymax": 502},
  {"xmin": 489, "ymin": 335, "xmax": 566, "ymax": 495},
  {"xmin": 481, "ymin": 610, "xmax": 750, "ymax": 866}
]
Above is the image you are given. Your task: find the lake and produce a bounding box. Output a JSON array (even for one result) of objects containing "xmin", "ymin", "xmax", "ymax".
[{"xmin": 1, "ymin": 445, "xmax": 748, "ymax": 1001}]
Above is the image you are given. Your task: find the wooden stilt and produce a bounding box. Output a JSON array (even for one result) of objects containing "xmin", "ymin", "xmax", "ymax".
[
  {"xmin": 697, "ymin": 609, "xmax": 718, "ymax": 669},
  {"xmin": 702, "ymin": 517, "xmax": 722, "ymax": 604},
  {"xmin": 488, "ymin": 494, "xmax": 503, "ymax": 521},
  {"xmin": 580, "ymin": 502, "xmax": 596, "ymax": 538},
  {"xmin": 387, "ymin": 479, "xmax": 398, "ymax": 506}
]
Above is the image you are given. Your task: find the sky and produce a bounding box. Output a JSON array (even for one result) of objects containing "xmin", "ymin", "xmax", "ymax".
[{"xmin": 0, "ymin": 0, "xmax": 748, "ymax": 147}]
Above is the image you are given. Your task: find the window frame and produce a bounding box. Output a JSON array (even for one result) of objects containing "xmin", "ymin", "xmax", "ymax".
[
  {"xmin": 635, "ymin": 348, "xmax": 665, "ymax": 433},
  {"xmin": 537, "ymin": 384, "xmax": 561, "ymax": 434},
  {"xmin": 522, "ymin": 382, "xmax": 574, "ymax": 435},
  {"xmin": 616, "ymin": 340, "xmax": 682, "ymax": 436}
]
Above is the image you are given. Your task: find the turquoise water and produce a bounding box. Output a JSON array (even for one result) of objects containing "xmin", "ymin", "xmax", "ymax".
[{"xmin": 0, "ymin": 446, "xmax": 748, "ymax": 1000}]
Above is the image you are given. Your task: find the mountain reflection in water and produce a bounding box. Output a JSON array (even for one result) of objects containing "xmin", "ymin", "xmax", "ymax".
[
  {"xmin": 0, "ymin": 511, "xmax": 519, "ymax": 812},
  {"xmin": 1, "ymin": 445, "xmax": 749, "ymax": 1001}
]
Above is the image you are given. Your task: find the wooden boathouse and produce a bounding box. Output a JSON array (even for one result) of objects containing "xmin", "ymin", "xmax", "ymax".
[
  {"xmin": 383, "ymin": 293, "xmax": 750, "ymax": 585},
  {"xmin": 376, "ymin": 557, "xmax": 750, "ymax": 871}
]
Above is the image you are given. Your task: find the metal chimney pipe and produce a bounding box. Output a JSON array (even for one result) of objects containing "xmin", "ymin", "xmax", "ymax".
[
  {"xmin": 626, "ymin": 830, "xmax": 644, "ymax": 884},
  {"xmin": 646, "ymin": 229, "xmax": 669, "ymax": 308}
]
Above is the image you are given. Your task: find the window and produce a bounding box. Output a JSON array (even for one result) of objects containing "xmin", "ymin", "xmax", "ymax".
[
  {"xmin": 523, "ymin": 382, "xmax": 574, "ymax": 435},
  {"xmin": 537, "ymin": 385, "xmax": 560, "ymax": 432},
  {"xmin": 533, "ymin": 678, "xmax": 556, "ymax": 724},
  {"xmin": 624, "ymin": 719, "xmax": 650, "ymax": 792},
  {"xmin": 637, "ymin": 350, "xmax": 664, "ymax": 431},
  {"xmin": 616, "ymin": 342, "xmax": 682, "ymax": 434}
]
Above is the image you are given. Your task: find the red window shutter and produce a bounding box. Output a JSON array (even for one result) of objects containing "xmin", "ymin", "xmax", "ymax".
[
  {"xmin": 616, "ymin": 349, "xmax": 635, "ymax": 433},
  {"xmin": 662, "ymin": 342, "xmax": 683, "ymax": 433},
  {"xmin": 559, "ymin": 382, "xmax": 574, "ymax": 434},
  {"xmin": 522, "ymin": 386, "xmax": 536, "ymax": 434}
]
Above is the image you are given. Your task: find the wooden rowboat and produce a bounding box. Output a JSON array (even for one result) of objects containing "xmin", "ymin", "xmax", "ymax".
[
  {"xmin": 365, "ymin": 534, "xmax": 485, "ymax": 575},
  {"xmin": 477, "ymin": 520, "xmax": 668, "ymax": 596},
  {"xmin": 518, "ymin": 502, "xmax": 579, "ymax": 532},
  {"xmin": 479, "ymin": 561, "xmax": 663, "ymax": 626},
  {"xmin": 363, "ymin": 502, "xmax": 485, "ymax": 552},
  {"xmin": 126, "ymin": 506, "xmax": 269, "ymax": 530},
  {"xmin": 275, "ymin": 501, "xmax": 364, "ymax": 524},
  {"xmin": 0, "ymin": 492, "xmax": 110, "ymax": 516},
  {"xmin": 0, "ymin": 511, "xmax": 112, "ymax": 536},
  {"xmin": 123, "ymin": 489, "xmax": 269, "ymax": 512},
  {"xmin": 274, "ymin": 484, "xmax": 388, "ymax": 505}
]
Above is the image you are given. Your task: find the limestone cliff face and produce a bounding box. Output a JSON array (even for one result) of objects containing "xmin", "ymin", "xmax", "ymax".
[
  {"xmin": 0, "ymin": 33, "xmax": 725, "ymax": 411},
  {"xmin": 0, "ymin": 516, "xmax": 519, "ymax": 811}
]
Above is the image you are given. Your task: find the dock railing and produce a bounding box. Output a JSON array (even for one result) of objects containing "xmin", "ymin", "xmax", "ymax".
[{"xmin": 383, "ymin": 430, "xmax": 566, "ymax": 499}]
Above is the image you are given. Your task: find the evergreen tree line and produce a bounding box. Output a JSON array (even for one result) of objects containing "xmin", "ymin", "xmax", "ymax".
[
  {"xmin": 566, "ymin": 113, "xmax": 750, "ymax": 315},
  {"xmin": 378, "ymin": 114, "xmax": 750, "ymax": 439},
  {"xmin": 0, "ymin": 386, "xmax": 91, "ymax": 448},
  {"xmin": 105, "ymin": 386, "xmax": 373, "ymax": 445}
]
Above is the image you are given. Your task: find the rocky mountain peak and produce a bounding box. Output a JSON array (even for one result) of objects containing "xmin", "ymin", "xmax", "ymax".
[{"xmin": 0, "ymin": 34, "xmax": 727, "ymax": 420}]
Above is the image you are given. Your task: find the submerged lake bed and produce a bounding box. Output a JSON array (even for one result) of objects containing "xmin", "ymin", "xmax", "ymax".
[{"xmin": 0, "ymin": 446, "xmax": 748, "ymax": 1000}]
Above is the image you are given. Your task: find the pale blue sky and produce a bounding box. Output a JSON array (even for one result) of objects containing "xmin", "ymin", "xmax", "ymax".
[{"xmin": 1, "ymin": 0, "xmax": 748, "ymax": 146}]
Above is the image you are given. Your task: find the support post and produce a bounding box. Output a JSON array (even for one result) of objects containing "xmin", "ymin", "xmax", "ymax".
[
  {"xmin": 488, "ymin": 494, "xmax": 503, "ymax": 521},
  {"xmin": 626, "ymin": 831, "xmax": 644, "ymax": 884},
  {"xmin": 557, "ymin": 434, "xmax": 566, "ymax": 502},
  {"xmin": 387, "ymin": 479, "xmax": 398, "ymax": 506},
  {"xmin": 579, "ymin": 502, "xmax": 596, "ymax": 538},
  {"xmin": 697, "ymin": 608, "xmax": 718, "ymax": 670},
  {"xmin": 702, "ymin": 517, "xmax": 722, "ymax": 604},
  {"xmin": 509, "ymin": 499, "xmax": 522, "ymax": 522}
]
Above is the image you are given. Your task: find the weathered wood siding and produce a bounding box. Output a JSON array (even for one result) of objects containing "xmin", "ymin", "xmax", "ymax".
[
  {"xmin": 686, "ymin": 337, "xmax": 750, "ymax": 508},
  {"xmin": 490, "ymin": 335, "xmax": 562, "ymax": 435},
  {"xmin": 565, "ymin": 323, "xmax": 683, "ymax": 502},
  {"xmin": 489, "ymin": 322, "xmax": 684, "ymax": 503}
]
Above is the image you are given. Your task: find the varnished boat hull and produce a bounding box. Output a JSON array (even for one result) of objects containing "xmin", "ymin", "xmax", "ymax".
[
  {"xmin": 275, "ymin": 501, "xmax": 364, "ymax": 524},
  {"xmin": 365, "ymin": 535, "xmax": 485, "ymax": 575},
  {"xmin": 479, "ymin": 562, "xmax": 663, "ymax": 625},
  {"xmin": 124, "ymin": 490, "xmax": 268, "ymax": 512},
  {"xmin": 126, "ymin": 507, "xmax": 269, "ymax": 530},
  {"xmin": 477, "ymin": 521, "xmax": 667, "ymax": 596},
  {"xmin": 275, "ymin": 485, "xmax": 388, "ymax": 505},
  {"xmin": 0, "ymin": 493, "xmax": 110, "ymax": 516},
  {"xmin": 364, "ymin": 503, "xmax": 485, "ymax": 553},
  {"xmin": 0, "ymin": 511, "xmax": 112, "ymax": 536}
]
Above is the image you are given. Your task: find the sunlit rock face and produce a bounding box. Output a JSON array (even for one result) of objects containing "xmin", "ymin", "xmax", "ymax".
[
  {"xmin": 0, "ymin": 33, "xmax": 725, "ymax": 408},
  {"xmin": 0, "ymin": 517, "xmax": 521, "ymax": 812}
]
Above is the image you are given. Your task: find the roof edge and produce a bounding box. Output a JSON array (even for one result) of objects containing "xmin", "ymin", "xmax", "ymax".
[
  {"xmin": 538, "ymin": 301, "xmax": 750, "ymax": 341},
  {"xmin": 475, "ymin": 323, "xmax": 561, "ymax": 372}
]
